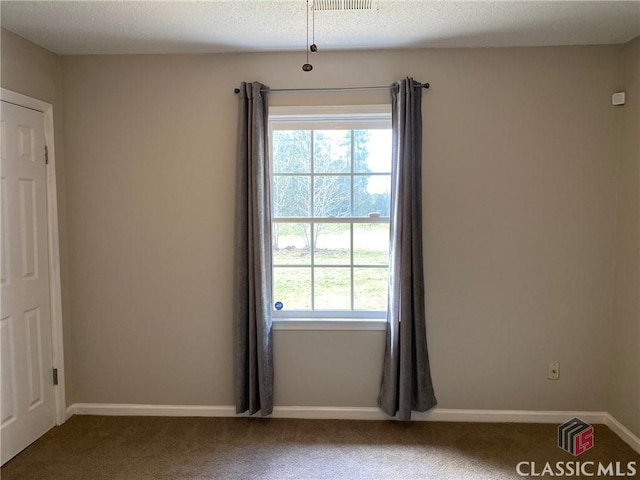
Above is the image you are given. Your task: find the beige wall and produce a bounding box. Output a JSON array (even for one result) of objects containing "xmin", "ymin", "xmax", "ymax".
[
  {"xmin": 609, "ymin": 37, "xmax": 640, "ymax": 437},
  {"xmin": 0, "ymin": 28, "xmax": 73, "ymax": 405},
  {"xmin": 61, "ymin": 45, "xmax": 623, "ymax": 412}
]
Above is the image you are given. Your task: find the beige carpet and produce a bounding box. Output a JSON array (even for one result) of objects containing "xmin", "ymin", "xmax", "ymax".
[{"xmin": 1, "ymin": 416, "xmax": 638, "ymax": 479}]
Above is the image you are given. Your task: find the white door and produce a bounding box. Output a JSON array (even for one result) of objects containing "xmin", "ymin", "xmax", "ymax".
[{"xmin": 1, "ymin": 101, "xmax": 56, "ymax": 465}]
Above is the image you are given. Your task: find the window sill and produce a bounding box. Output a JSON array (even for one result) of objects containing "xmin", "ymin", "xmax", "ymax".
[{"xmin": 272, "ymin": 318, "xmax": 387, "ymax": 331}]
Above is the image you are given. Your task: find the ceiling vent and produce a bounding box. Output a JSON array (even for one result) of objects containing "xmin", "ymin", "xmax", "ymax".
[{"xmin": 313, "ymin": 0, "xmax": 375, "ymax": 11}]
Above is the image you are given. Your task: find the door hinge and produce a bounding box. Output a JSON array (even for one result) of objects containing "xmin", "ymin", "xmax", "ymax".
[
  {"xmin": 52, "ymin": 368, "xmax": 58, "ymax": 385},
  {"xmin": 45, "ymin": 145, "xmax": 49, "ymax": 165}
]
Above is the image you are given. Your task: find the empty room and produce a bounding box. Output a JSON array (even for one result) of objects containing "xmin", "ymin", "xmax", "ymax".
[{"xmin": 1, "ymin": 1, "xmax": 639, "ymax": 478}]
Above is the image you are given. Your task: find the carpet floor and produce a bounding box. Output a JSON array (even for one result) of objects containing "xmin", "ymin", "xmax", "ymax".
[{"xmin": 1, "ymin": 416, "xmax": 638, "ymax": 479}]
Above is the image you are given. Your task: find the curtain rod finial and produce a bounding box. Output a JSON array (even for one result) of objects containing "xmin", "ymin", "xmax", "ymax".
[
  {"xmin": 234, "ymin": 88, "xmax": 240, "ymax": 94},
  {"xmin": 424, "ymin": 83, "xmax": 430, "ymax": 89}
]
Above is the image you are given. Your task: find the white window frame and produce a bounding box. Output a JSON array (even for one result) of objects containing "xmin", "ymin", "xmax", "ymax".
[{"xmin": 269, "ymin": 105, "xmax": 391, "ymax": 330}]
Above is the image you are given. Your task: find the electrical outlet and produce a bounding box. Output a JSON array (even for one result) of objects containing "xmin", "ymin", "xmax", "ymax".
[{"xmin": 548, "ymin": 362, "xmax": 560, "ymax": 380}]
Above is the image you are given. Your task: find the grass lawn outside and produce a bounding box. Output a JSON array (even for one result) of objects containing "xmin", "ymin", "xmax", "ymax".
[{"xmin": 273, "ymin": 223, "xmax": 389, "ymax": 312}]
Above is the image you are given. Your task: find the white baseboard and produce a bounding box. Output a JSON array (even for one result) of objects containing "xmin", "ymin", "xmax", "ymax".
[
  {"xmin": 66, "ymin": 403, "xmax": 640, "ymax": 452},
  {"xmin": 272, "ymin": 406, "xmax": 609, "ymax": 424},
  {"xmin": 71, "ymin": 403, "xmax": 237, "ymax": 417},
  {"xmin": 605, "ymin": 413, "xmax": 640, "ymax": 454},
  {"xmin": 410, "ymin": 408, "xmax": 608, "ymax": 424},
  {"xmin": 274, "ymin": 406, "xmax": 388, "ymax": 420},
  {"xmin": 67, "ymin": 403, "xmax": 607, "ymax": 424}
]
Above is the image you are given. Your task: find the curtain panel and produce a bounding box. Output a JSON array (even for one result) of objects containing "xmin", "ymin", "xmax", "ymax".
[
  {"xmin": 234, "ymin": 81, "xmax": 274, "ymax": 416},
  {"xmin": 378, "ymin": 77, "xmax": 437, "ymax": 420}
]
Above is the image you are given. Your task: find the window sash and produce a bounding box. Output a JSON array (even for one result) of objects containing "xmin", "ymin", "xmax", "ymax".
[
  {"xmin": 273, "ymin": 220, "xmax": 389, "ymax": 312},
  {"xmin": 273, "ymin": 217, "xmax": 389, "ymax": 223},
  {"xmin": 273, "ymin": 309, "xmax": 387, "ymax": 319}
]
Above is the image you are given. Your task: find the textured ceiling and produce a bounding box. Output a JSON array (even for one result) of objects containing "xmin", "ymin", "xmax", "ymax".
[{"xmin": 1, "ymin": 1, "xmax": 639, "ymax": 55}]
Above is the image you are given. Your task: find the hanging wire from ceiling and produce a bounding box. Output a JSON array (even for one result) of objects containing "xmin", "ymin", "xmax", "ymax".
[
  {"xmin": 310, "ymin": 1, "xmax": 317, "ymax": 53},
  {"xmin": 302, "ymin": 0, "xmax": 317, "ymax": 71}
]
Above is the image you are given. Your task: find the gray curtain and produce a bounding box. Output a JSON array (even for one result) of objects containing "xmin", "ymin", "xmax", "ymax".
[
  {"xmin": 234, "ymin": 81, "xmax": 273, "ymax": 416},
  {"xmin": 378, "ymin": 77, "xmax": 437, "ymax": 420}
]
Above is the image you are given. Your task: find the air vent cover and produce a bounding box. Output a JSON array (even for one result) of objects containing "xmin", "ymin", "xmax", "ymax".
[{"xmin": 313, "ymin": 0, "xmax": 375, "ymax": 11}]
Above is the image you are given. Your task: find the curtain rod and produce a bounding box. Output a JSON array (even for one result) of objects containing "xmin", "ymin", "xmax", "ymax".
[{"xmin": 233, "ymin": 83, "xmax": 429, "ymax": 94}]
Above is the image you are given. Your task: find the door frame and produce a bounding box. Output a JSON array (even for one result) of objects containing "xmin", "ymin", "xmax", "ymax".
[{"xmin": 1, "ymin": 88, "xmax": 66, "ymax": 426}]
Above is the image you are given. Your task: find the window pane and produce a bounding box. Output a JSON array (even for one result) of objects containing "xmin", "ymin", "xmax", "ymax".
[
  {"xmin": 313, "ymin": 176, "xmax": 351, "ymax": 217},
  {"xmin": 272, "ymin": 130, "xmax": 311, "ymax": 173},
  {"xmin": 353, "ymin": 175, "xmax": 391, "ymax": 217},
  {"xmin": 273, "ymin": 267, "xmax": 311, "ymax": 310},
  {"xmin": 315, "ymin": 223, "xmax": 350, "ymax": 265},
  {"xmin": 314, "ymin": 130, "xmax": 351, "ymax": 173},
  {"xmin": 270, "ymin": 116, "xmax": 393, "ymax": 314},
  {"xmin": 354, "ymin": 267, "xmax": 388, "ymax": 311},
  {"xmin": 273, "ymin": 175, "xmax": 310, "ymax": 217},
  {"xmin": 354, "ymin": 223, "xmax": 389, "ymax": 265},
  {"xmin": 354, "ymin": 129, "xmax": 392, "ymax": 173},
  {"xmin": 314, "ymin": 267, "xmax": 351, "ymax": 310},
  {"xmin": 273, "ymin": 223, "xmax": 311, "ymax": 265}
]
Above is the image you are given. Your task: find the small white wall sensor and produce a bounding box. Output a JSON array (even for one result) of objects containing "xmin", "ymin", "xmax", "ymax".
[{"xmin": 612, "ymin": 92, "xmax": 626, "ymax": 106}]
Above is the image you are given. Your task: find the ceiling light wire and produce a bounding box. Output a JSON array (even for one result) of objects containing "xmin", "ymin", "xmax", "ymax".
[
  {"xmin": 310, "ymin": 0, "xmax": 318, "ymax": 53},
  {"xmin": 302, "ymin": 0, "xmax": 313, "ymax": 71}
]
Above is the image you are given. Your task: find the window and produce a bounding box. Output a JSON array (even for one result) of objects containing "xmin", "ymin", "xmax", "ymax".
[{"xmin": 269, "ymin": 106, "xmax": 392, "ymax": 320}]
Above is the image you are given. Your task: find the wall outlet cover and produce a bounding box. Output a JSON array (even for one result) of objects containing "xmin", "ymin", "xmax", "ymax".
[
  {"xmin": 612, "ymin": 92, "xmax": 626, "ymax": 105},
  {"xmin": 548, "ymin": 362, "xmax": 560, "ymax": 380}
]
